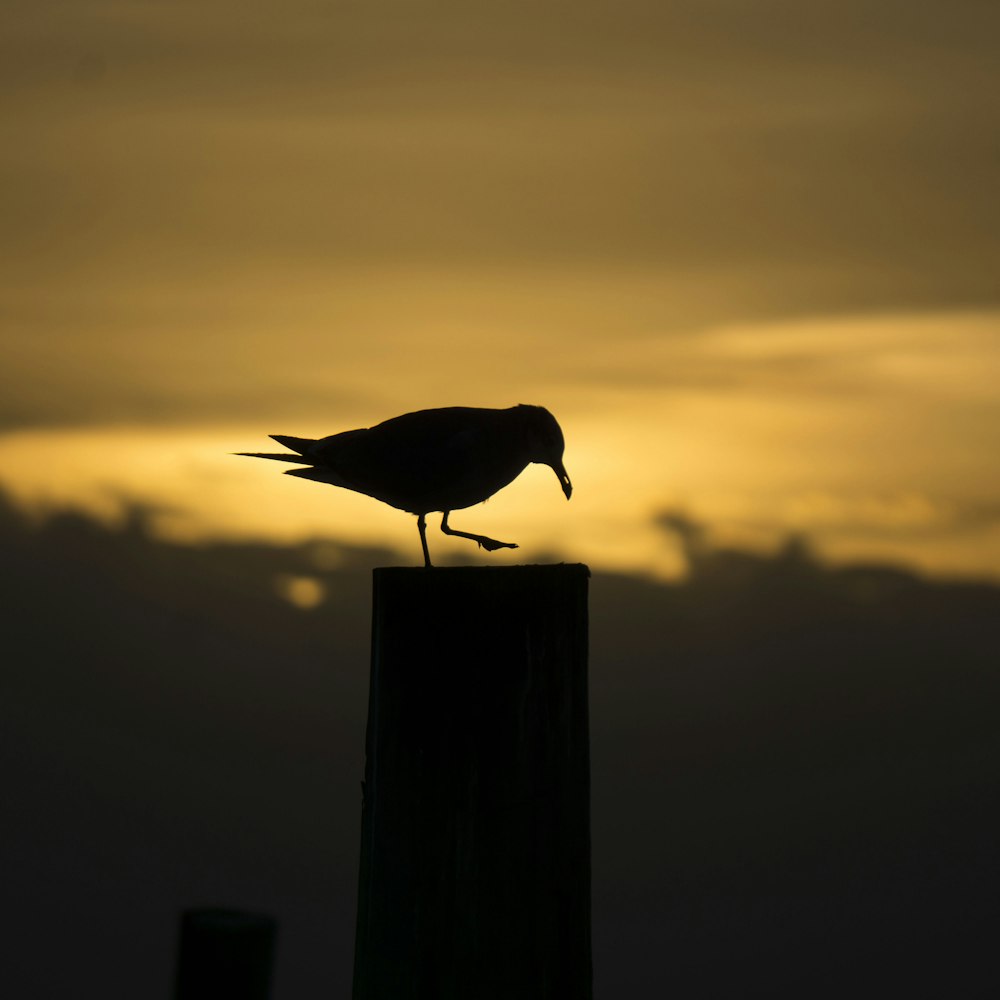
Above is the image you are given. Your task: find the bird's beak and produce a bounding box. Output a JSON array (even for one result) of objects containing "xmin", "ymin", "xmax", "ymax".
[{"xmin": 553, "ymin": 461, "xmax": 573, "ymax": 500}]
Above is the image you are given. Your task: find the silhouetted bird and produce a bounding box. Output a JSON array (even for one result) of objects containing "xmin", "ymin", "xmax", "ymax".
[{"xmin": 237, "ymin": 404, "xmax": 572, "ymax": 566}]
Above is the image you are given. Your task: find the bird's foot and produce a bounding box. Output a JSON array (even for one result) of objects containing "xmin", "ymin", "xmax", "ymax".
[
  {"xmin": 440, "ymin": 513, "xmax": 518, "ymax": 553},
  {"xmin": 475, "ymin": 536, "xmax": 519, "ymax": 552}
]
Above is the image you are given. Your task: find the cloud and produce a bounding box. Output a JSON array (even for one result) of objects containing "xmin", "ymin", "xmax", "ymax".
[
  {"xmin": 3, "ymin": 0, "xmax": 998, "ymax": 293},
  {"xmin": 1, "ymin": 3, "xmax": 998, "ymax": 585},
  {"xmin": 559, "ymin": 309, "xmax": 1000, "ymax": 402}
]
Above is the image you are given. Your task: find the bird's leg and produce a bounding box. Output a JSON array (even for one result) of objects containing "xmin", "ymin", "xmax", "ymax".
[
  {"xmin": 417, "ymin": 513, "xmax": 432, "ymax": 567},
  {"xmin": 440, "ymin": 511, "xmax": 518, "ymax": 552}
]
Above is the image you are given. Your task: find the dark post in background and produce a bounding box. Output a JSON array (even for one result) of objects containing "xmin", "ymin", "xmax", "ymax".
[
  {"xmin": 353, "ymin": 564, "xmax": 592, "ymax": 1000},
  {"xmin": 174, "ymin": 908, "xmax": 277, "ymax": 1000}
]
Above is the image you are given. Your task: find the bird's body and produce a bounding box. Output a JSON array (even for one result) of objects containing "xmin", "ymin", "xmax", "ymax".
[
  {"xmin": 278, "ymin": 406, "xmax": 544, "ymax": 514},
  {"xmin": 238, "ymin": 404, "xmax": 572, "ymax": 566}
]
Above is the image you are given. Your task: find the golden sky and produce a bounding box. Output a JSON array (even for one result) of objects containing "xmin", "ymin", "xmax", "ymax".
[{"xmin": 3, "ymin": 1, "xmax": 999, "ymax": 577}]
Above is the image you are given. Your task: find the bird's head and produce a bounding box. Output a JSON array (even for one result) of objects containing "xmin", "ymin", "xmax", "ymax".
[{"xmin": 518, "ymin": 404, "xmax": 573, "ymax": 500}]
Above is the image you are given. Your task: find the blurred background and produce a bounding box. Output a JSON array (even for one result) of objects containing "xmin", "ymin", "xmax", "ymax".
[{"xmin": 3, "ymin": 1, "xmax": 999, "ymax": 996}]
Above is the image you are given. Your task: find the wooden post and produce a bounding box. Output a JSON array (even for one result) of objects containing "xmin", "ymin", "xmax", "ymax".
[
  {"xmin": 174, "ymin": 909, "xmax": 277, "ymax": 1000},
  {"xmin": 353, "ymin": 564, "xmax": 592, "ymax": 1000}
]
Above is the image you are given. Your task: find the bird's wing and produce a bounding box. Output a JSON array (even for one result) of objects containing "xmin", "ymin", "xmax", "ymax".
[
  {"xmin": 269, "ymin": 434, "xmax": 316, "ymax": 456},
  {"xmin": 303, "ymin": 407, "xmax": 529, "ymax": 513}
]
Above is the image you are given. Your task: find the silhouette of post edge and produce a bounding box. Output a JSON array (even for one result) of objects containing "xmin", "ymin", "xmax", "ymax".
[{"xmin": 353, "ymin": 564, "xmax": 592, "ymax": 1000}]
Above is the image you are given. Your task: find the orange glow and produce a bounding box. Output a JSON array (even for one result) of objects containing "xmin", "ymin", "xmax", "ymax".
[
  {"xmin": 274, "ymin": 574, "xmax": 326, "ymax": 610},
  {"xmin": 3, "ymin": 4, "xmax": 998, "ymax": 580},
  {"xmin": 1, "ymin": 311, "xmax": 998, "ymax": 580}
]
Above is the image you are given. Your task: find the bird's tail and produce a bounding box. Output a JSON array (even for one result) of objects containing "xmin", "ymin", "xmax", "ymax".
[
  {"xmin": 269, "ymin": 434, "xmax": 315, "ymax": 455},
  {"xmin": 235, "ymin": 452, "xmax": 310, "ymax": 464},
  {"xmin": 234, "ymin": 433, "xmax": 317, "ymax": 463}
]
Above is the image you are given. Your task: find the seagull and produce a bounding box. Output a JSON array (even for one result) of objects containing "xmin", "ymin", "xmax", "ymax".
[{"xmin": 237, "ymin": 404, "xmax": 572, "ymax": 567}]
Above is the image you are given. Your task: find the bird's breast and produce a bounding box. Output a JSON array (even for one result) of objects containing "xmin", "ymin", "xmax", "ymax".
[{"xmin": 400, "ymin": 453, "xmax": 529, "ymax": 513}]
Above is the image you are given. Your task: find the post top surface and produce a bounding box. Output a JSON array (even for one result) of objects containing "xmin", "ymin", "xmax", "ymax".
[{"xmin": 373, "ymin": 563, "xmax": 590, "ymax": 578}]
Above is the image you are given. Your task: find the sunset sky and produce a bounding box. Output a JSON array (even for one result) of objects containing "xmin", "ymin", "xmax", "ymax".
[{"xmin": 3, "ymin": 0, "xmax": 999, "ymax": 578}]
